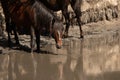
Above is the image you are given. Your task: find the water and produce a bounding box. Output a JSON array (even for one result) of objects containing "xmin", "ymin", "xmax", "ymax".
[{"xmin": 0, "ymin": 31, "xmax": 120, "ymax": 80}]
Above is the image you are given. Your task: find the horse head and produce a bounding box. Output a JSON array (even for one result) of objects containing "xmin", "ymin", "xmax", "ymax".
[{"xmin": 50, "ymin": 19, "xmax": 64, "ymax": 49}]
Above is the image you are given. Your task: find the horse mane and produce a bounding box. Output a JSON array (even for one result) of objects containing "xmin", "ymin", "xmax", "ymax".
[{"xmin": 33, "ymin": 0, "xmax": 62, "ymax": 22}]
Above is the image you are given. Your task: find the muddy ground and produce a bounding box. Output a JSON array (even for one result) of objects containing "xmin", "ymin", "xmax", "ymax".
[{"xmin": 0, "ymin": 18, "xmax": 120, "ymax": 54}]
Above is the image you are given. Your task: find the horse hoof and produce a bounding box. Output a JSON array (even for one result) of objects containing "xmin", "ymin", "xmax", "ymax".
[
  {"xmin": 8, "ymin": 42, "xmax": 12, "ymax": 48},
  {"xmin": 80, "ymin": 35, "xmax": 84, "ymax": 39},
  {"xmin": 15, "ymin": 42, "xmax": 20, "ymax": 47},
  {"xmin": 34, "ymin": 49, "xmax": 40, "ymax": 53},
  {"xmin": 0, "ymin": 50, "xmax": 3, "ymax": 54},
  {"xmin": 16, "ymin": 41, "xmax": 20, "ymax": 45},
  {"xmin": 63, "ymin": 34, "xmax": 68, "ymax": 38}
]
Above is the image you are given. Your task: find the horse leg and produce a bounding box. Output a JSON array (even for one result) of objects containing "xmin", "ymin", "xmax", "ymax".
[
  {"xmin": 7, "ymin": 29, "xmax": 12, "ymax": 47},
  {"xmin": 70, "ymin": 0, "xmax": 83, "ymax": 38},
  {"xmin": 13, "ymin": 29, "xmax": 19, "ymax": 45},
  {"xmin": 35, "ymin": 30, "xmax": 40, "ymax": 53},
  {"xmin": 1, "ymin": 1, "xmax": 12, "ymax": 46},
  {"xmin": 6, "ymin": 20, "xmax": 12, "ymax": 47},
  {"xmin": 76, "ymin": 12, "xmax": 83, "ymax": 38},
  {"xmin": 11, "ymin": 21, "xmax": 20, "ymax": 45},
  {"xmin": 62, "ymin": 7, "xmax": 70, "ymax": 38},
  {"xmin": 30, "ymin": 26, "xmax": 35, "ymax": 53}
]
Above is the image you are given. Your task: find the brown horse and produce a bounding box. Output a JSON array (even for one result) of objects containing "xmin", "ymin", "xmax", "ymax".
[
  {"xmin": 40, "ymin": 0, "xmax": 83, "ymax": 38},
  {"xmin": 0, "ymin": 0, "xmax": 64, "ymax": 52}
]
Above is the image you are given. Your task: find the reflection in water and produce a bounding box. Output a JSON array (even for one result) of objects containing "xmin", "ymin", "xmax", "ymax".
[
  {"xmin": 84, "ymin": 33, "xmax": 120, "ymax": 80},
  {"xmin": 0, "ymin": 54, "xmax": 9, "ymax": 80},
  {"xmin": 63, "ymin": 39, "xmax": 84, "ymax": 80},
  {"xmin": 0, "ymin": 33, "xmax": 120, "ymax": 80}
]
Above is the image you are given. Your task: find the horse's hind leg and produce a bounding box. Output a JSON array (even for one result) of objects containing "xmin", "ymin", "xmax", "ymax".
[
  {"xmin": 6, "ymin": 19, "xmax": 12, "ymax": 47},
  {"xmin": 13, "ymin": 29, "xmax": 19, "ymax": 45},
  {"xmin": 1, "ymin": 1, "xmax": 13, "ymax": 47},
  {"xmin": 7, "ymin": 29, "xmax": 12, "ymax": 47},
  {"xmin": 75, "ymin": 10, "xmax": 83, "ymax": 38},
  {"xmin": 71, "ymin": 0, "xmax": 83, "ymax": 38},
  {"xmin": 62, "ymin": 6, "xmax": 70, "ymax": 38}
]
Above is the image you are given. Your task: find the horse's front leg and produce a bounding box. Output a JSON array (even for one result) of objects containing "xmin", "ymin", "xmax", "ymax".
[
  {"xmin": 62, "ymin": 7, "xmax": 70, "ymax": 38},
  {"xmin": 35, "ymin": 30, "xmax": 40, "ymax": 53},
  {"xmin": 11, "ymin": 21, "xmax": 20, "ymax": 45},
  {"xmin": 30, "ymin": 27, "xmax": 35, "ymax": 53}
]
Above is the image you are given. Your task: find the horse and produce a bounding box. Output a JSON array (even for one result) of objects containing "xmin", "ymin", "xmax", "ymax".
[
  {"xmin": 0, "ymin": 0, "xmax": 64, "ymax": 52},
  {"xmin": 39, "ymin": 0, "xmax": 83, "ymax": 38}
]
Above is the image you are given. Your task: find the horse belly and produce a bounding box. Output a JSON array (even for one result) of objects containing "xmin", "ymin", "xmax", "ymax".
[{"xmin": 12, "ymin": 11, "xmax": 30, "ymax": 34}]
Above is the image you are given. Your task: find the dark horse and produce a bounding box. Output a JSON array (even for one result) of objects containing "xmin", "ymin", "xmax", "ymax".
[
  {"xmin": 40, "ymin": 0, "xmax": 83, "ymax": 38},
  {"xmin": 0, "ymin": 0, "xmax": 64, "ymax": 52}
]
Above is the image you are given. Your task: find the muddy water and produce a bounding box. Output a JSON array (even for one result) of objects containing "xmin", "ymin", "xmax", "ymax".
[{"xmin": 0, "ymin": 31, "xmax": 120, "ymax": 80}]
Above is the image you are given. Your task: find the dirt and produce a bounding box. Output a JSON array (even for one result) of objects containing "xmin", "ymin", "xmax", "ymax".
[{"xmin": 0, "ymin": 18, "xmax": 120, "ymax": 54}]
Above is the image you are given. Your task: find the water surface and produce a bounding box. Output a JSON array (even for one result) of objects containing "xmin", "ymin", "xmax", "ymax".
[{"xmin": 0, "ymin": 31, "xmax": 120, "ymax": 80}]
